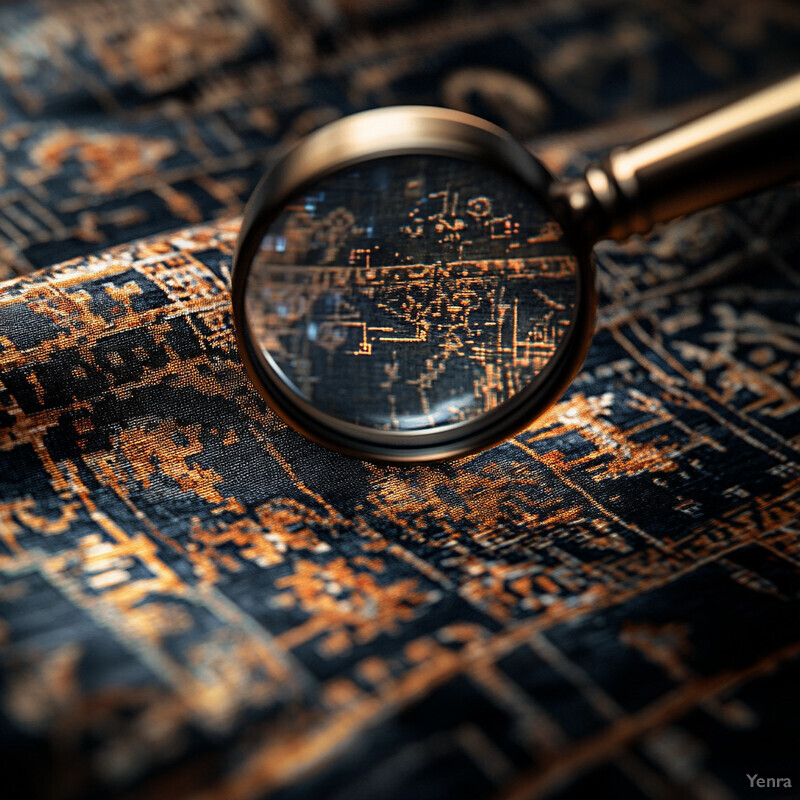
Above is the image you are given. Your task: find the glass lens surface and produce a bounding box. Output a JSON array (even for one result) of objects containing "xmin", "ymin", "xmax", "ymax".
[{"xmin": 244, "ymin": 154, "xmax": 578, "ymax": 431}]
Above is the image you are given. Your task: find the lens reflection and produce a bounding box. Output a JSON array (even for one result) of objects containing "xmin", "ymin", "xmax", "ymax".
[{"xmin": 244, "ymin": 154, "xmax": 578, "ymax": 431}]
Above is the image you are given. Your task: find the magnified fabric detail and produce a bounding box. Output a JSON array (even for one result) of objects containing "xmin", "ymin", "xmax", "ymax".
[{"xmin": 245, "ymin": 155, "xmax": 578, "ymax": 431}]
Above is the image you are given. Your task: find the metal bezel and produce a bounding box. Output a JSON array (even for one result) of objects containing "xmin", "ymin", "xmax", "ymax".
[{"xmin": 231, "ymin": 106, "xmax": 596, "ymax": 463}]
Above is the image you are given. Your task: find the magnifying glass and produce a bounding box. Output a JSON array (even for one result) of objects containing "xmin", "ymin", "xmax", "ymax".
[{"xmin": 231, "ymin": 73, "xmax": 800, "ymax": 463}]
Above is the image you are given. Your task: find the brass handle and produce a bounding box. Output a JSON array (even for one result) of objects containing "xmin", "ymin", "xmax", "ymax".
[{"xmin": 556, "ymin": 72, "xmax": 800, "ymax": 242}]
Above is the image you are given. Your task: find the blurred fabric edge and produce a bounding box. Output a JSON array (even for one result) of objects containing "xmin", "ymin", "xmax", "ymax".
[
  {"xmin": 1, "ymin": 2, "xmax": 800, "ymax": 800},
  {"xmin": 2, "ymin": 0, "xmax": 800, "ymax": 277}
]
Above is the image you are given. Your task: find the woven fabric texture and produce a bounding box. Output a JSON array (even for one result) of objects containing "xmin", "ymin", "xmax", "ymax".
[{"xmin": 1, "ymin": 2, "xmax": 800, "ymax": 798}]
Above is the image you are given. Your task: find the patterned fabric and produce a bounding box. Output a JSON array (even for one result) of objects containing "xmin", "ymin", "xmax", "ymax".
[{"xmin": 1, "ymin": 2, "xmax": 800, "ymax": 798}]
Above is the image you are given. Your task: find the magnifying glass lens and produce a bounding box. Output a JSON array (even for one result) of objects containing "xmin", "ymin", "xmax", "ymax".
[{"xmin": 244, "ymin": 154, "xmax": 579, "ymax": 432}]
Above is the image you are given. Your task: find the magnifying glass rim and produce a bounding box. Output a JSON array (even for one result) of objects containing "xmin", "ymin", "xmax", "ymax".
[{"xmin": 231, "ymin": 105, "xmax": 596, "ymax": 463}]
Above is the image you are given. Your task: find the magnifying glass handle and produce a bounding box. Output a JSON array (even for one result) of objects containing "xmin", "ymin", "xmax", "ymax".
[{"xmin": 557, "ymin": 71, "xmax": 800, "ymax": 242}]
